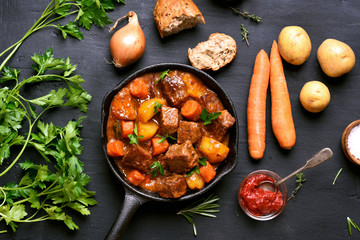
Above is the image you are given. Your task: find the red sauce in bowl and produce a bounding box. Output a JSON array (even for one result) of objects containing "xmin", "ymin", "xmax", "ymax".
[{"xmin": 240, "ymin": 174, "xmax": 284, "ymax": 216}]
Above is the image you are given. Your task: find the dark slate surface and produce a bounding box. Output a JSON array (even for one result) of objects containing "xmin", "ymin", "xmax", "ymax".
[{"xmin": 1, "ymin": 0, "xmax": 360, "ymax": 239}]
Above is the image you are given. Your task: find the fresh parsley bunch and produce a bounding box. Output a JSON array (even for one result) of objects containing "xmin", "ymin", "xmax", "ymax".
[{"xmin": 0, "ymin": 47, "xmax": 94, "ymax": 233}]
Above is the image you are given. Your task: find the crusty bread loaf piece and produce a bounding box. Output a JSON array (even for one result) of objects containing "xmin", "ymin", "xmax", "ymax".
[
  {"xmin": 188, "ymin": 33, "xmax": 237, "ymax": 71},
  {"xmin": 153, "ymin": 0, "xmax": 205, "ymax": 38}
]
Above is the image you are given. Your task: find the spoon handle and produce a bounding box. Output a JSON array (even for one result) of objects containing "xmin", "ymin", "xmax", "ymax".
[{"xmin": 275, "ymin": 148, "xmax": 333, "ymax": 187}]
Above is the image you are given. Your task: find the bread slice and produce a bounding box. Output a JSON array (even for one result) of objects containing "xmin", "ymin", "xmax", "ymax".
[
  {"xmin": 153, "ymin": 0, "xmax": 205, "ymax": 38},
  {"xmin": 188, "ymin": 33, "xmax": 237, "ymax": 71}
]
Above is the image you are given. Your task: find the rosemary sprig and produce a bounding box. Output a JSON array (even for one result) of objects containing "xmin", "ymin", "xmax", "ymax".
[
  {"xmin": 333, "ymin": 168, "xmax": 343, "ymax": 185},
  {"xmin": 240, "ymin": 24, "xmax": 250, "ymax": 46},
  {"xmin": 347, "ymin": 217, "xmax": 360, "ymax": 236},
  {"xmin": 177, "ymin": 194, "xmax": 220, "ymax": 236},
  {"xmin": 288, "ymin": 172, "xmax": 306, "ymax": 201},
  {"xmin": 230, "ymin": 7, "xmax": 262, "ymax": 23}
]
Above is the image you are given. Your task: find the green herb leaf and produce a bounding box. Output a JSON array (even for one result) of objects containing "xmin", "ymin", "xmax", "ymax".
[
  {"xmin": 186, "ymin": 166, "xmax": 200, "ymax": 178},
  {"xmin": 156, "ymin": 134, "xmax": 176, "ymax": 144},
  {"xmin": 153, "ymin": 101, "xmax": 162, "ymax": 114},
  {"xmin": 200, "ymin": 108, "xmax": 221, "ymax": 125},
  {"xmin": 288, "ymin": 173, "xmax": 306, "ymax": 201},
  {"xmin": 347, "ymin": 217, "xmax": 360, "ymax": 236},
  {"xmin": 58, "ymin": 21, "xmax": 84, "ymax": 40},
  {"xmin": 199, "ymin": 157, "xmax": 207, "ymax": 166},
  {"xmin": 155, "ymin": 69, "xmax": 170, "ymax": 84},
  {"xmin": 128, "ymin": 123, "xmax": 144, "ymax": 146},
  {"xmin": 177, "ymin": 194, "xmax": 220, "ymax": 236},
  {"xmin": 149, "ymin": 161, "xmax": 165, "ymax": 177},
  {"xmin": 230, "ymin": 7, "xmax": 261, "ymax": 23},
  {"xmin": 333, "ymin": 168, "xmax": 343, "ymax": 185},
  {"xmin": 1, "ymin": 66, "xmax": 20, "ymax": 83},
  {"xmin": 240, "ymin": 24, "xmax": 250, "ymax": 46}
]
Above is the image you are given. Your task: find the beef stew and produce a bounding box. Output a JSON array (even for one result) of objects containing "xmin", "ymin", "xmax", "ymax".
[{"xmin": 106, "ymin": 70, "xmax": 235, "ymax": 198}]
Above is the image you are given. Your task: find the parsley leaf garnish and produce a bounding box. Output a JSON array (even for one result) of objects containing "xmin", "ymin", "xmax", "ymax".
[
  {"xmin": 186, "ymin": 166, "xmax": 200, "ymax": 178},
  {"xmin": 155, "ymin": 69, "xmax": 170, "ymax": 84},
  {"xmin": 156, "ymin": 134, "xmax": 177, "ymax": 143},
  {"xmin": 199, "ymin": 157, "xmax": 207, "ymax": 166},
  {"xmin": 128, "ymin": 123, "xmax": 144, "ymax": 146},
  {"xmin": 153, "ymin": 101, "xmax": 162, "ymax": 114},
  {"xmin": 149, "ymin": 161, "xmax": 165, "ymax": 177},
  {"xmin": 200, "ymin": 108, "xmax": 221, "ymax": 125}
]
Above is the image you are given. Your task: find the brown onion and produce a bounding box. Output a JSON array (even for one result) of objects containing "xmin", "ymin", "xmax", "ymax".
[{"xmin": 109, "ymin": 11, "xmax": 145, "ymax": 68}]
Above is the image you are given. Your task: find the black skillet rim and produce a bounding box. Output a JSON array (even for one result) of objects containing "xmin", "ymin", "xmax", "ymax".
[{"xmin": 101, "ymin": 63, "xmax": 239, "ymax": 202}]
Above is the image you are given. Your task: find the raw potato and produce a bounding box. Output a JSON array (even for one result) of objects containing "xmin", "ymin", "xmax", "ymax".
[
  {"xmin": 278, "ymin": 26, "xmax": 312, "ymax": 65},
  {"xmin": 197, "ymin": 136, "xmax": 229, "ymax": 163},
  {"xmin": 300, "ymin": 81, "xmax": 331, "ymax": 113},
  {"xmin": 137, "ymin": 121, "xmax": 159, "ymax": 141},
  {"xmin": 317, "ymin": 39, "xmax": 356, "ymax": 77},
  {"xmin": 138, "ymin": 98, "xmax": 166, "ymax": 122}
]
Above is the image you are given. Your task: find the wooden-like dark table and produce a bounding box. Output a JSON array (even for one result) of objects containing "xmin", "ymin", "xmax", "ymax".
[{"xmin": 1, "ymin": 0, "xmax": 360, "ymax": 239}]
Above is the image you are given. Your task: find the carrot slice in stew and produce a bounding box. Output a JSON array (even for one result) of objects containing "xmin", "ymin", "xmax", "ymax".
[
  {"xmin": 151, "ymin": 137, "xmax": 169, "ymax": 156},
  {"xmin": 126, "ymin": 169, "xmax": 146, "ymax": 186},
  {"xmin": 107, "ymin": 140, "xmax": 124, "ymax": 157},
  {"xmin": 200, "ymin": 161, "xmax": 216, "ymax": 183},
  {"xmin": 130, "ymin": 78, "xmax": 149, "ymax": 99},
  {"xmin": 121, "ymin": 121, "xmax": 134, "ymax": 138},
  {"xmin": 181, "ymin": 99, "xmax": 202, "ymax": 121}
]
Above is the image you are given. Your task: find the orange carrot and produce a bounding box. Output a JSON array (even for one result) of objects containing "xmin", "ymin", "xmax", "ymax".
[
  {"xmin": 199, "ymin": 161, "xmax": 216, "ymax": 183},
  {"xmin": 107, "ymin": 140, "xmax": 124, "ymax": 157},
  {"xmin": 181, "ymin": 100, "xmax": 202, "ymax": 121},
  {"xmin": 121, "ymin": 121, "xmax": 134, "ymax": 138},
  {"xmin": 151, "ymin": 137, "xmax": 169, "ymax": 156},
  {"xmin": 270, "ymin": 40, "xmax": 296, "ymax": 149},
  {"xmin": 126, "ymin": 169, "xmax": 145, "ymax": 186},
  {"xmin": 130, "ymin": 78, "xmax": 149, "ymax": 99},
  {"xmin": 247, "ymin": 49, "xmax": 270, "ymax": 160}
]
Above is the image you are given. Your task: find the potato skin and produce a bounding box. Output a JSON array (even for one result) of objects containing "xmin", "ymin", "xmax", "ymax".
[
  {"xmin": 197, "ymin": 136, "xmax": 229, "ymax": 163},
  {"xmin": 317, "ymin": 39, "xmax": 355, "ymax": 77},
  {"xmin": 278, "ymin": 26, "xmax": 312, "ymax": 65}
]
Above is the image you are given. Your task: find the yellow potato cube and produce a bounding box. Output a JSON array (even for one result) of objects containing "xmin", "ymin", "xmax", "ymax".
[
  {"xmin": 138, "ymin": 98, "xmax": 166, "ymax": 123},
  {"xmin": 137, "ymin": 121, "xmax": 159, "ymax": 142},
  {"xmin": 186, "ymin": 172, "xmax": 205, "ymax": 190},
  {"xmin": 198, "ymin": 136, "xmax": 229, "ymax": 163}
]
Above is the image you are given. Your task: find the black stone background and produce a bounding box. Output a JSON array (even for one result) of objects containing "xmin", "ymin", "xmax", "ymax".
[{"xmin": 1, "ymin": 0, "xmax": 360, "ymax": 239}]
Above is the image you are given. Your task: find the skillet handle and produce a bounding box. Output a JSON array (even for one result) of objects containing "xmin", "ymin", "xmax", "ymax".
[{"xmin": 105, "ymin": 188, "xmax": 148, "ymax": 240}]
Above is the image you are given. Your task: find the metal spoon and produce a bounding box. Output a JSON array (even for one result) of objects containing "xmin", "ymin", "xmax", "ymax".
[{"xmin": 259, "ymin": 148, "xmax": 333, "ymax": 192}]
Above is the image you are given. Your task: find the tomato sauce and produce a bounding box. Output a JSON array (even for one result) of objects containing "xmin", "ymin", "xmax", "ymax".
[{"xmin": 240, "ymin": 174, "xmax": 284, "ymax": 216}]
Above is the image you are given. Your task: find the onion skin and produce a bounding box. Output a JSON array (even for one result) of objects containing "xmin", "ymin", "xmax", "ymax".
[{"xmin": 110, "ymin": 11, "xmax": 146, "ymax": 68}]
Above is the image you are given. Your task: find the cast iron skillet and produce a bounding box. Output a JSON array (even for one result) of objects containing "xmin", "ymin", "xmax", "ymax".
[{"xmin": 101, "ymin": 63, "xmax": 239, "ymax": 239}]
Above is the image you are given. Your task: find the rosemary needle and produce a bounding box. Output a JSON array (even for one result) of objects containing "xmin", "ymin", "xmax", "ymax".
[{"xmin": 177, "ymin": 194, "xmax": 220, "ymax": 236}]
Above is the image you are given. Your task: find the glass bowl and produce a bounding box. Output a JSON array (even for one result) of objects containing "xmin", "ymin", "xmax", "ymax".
[{"xmin": 238, "ymin": 169, "xmax": 288, "ymax": 221}]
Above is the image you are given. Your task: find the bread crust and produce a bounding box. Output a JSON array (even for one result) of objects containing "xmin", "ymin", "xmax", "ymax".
[
  {"xmin": 153, "ymin": 0, "xmax": 205, "ymax": 38},
  {"xmin": 188, "ymin": 33, "xmax": 237, "ymax": 71}
]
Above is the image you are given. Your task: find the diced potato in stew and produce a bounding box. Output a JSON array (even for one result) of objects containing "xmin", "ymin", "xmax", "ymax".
[{"xmin": 106, "ymin": 70, "xmax": 235, "ymax": 198}]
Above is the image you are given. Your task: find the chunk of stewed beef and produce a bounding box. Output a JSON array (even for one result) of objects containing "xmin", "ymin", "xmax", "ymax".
[
  {"xmin": 165, "ymin": 140, "xmax": 199, "ymax": 173},
  {"xmin": 160, "ymin": 105, "xmax": 179, "ymax": 134},
  {"xmin": 162, "ymin": 74, "xmax": 189, "ymax": 107},
  {"xmin": 122, "ymin": 144, "xmax": 152, "ymax": 172},
  {"xmin": 200, "ymin": 110, "xmax": 235, "ymax": 141},
  {"xmin": 200, "ymin": 91, "xmax": 224, "ymax": 113},
  {"xmin": 177, "ymin": 121, "xmax": 202, "ymax": 144},
  {"xmin": 155, "ymin": 174, "xmax": 187, "ymax": 198}
]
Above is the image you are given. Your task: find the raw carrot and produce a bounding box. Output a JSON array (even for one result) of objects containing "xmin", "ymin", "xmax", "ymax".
[
  {"xmin": 130, "ymin": 78, "xmax": 149, "ymax": 99},
  {"xmin": 126, "ymin": 169, "xmax": 145, "ymax": 186},
  {"xmin": 199, "ymin": 161, "xmax": 216, "ymax": 183},
  {"xmin": 121, "ymin": 121, "xmax": 134, "ymax": 138},
  {"xmin": 107, "ymin": 140, "xmax": 124, "ymax": 157},
  {"xmin": 247, "ymin": 49, "xmax": 270, "ymax": 160},
  {"xmin": 181, "ymin": 99, "xmax": 202, "ymax": 121},
  {"xmin": 270, "ymin": 40, "xmax": 296, "ymax": 149},
  {"xmin": 151, "ymin": 137, "xmax": 169, "ymax": 156}
]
